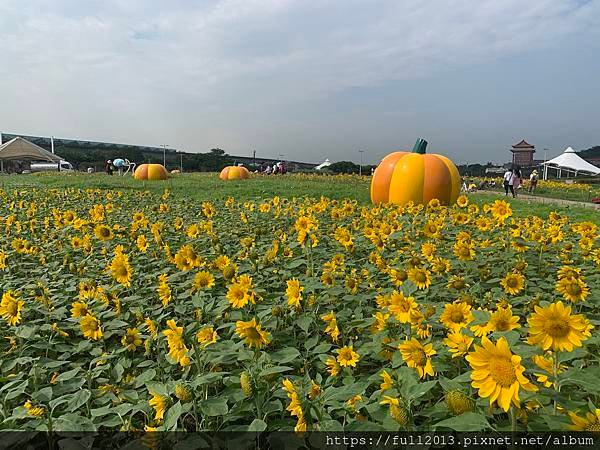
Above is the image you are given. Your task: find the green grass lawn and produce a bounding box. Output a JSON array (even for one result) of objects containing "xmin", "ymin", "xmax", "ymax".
[{"xmin": 1, "ymin": 172, "xmax": 598, "ymax": 223}]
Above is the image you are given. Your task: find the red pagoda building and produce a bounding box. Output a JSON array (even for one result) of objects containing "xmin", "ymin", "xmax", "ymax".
[{"xmin": 510, "ymin": 139, "xmax": 535, "ymax": 166}]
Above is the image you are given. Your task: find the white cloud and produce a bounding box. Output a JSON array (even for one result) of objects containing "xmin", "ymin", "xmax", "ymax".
[{"xmin": 0, "ymin": 0, "xmax": 598, "ymax": 155}]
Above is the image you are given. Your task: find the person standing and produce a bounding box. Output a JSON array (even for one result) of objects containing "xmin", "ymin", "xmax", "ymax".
[{"xmin": 529, "ymin": 170, "xmax": 539, "ymax": 193}]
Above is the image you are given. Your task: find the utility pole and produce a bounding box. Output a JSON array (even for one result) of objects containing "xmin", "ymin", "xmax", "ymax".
[
  {"xmin": 180, "ymin": 153, "xmax": 183, "ymax": 172},
  {"xmin": 162, "ymin": 144, "xmax": 169, "ymax": 167},
  {"xmin": 51, "ymin": 136, "xmax": 55, "ymax": 154},
  {"xmin": 358, "ymin": 150, "xmax": 364, "ymax": 176},
  {"xmin": 543, "ymin": 148, "xmax": 549, "ymax": 180}
]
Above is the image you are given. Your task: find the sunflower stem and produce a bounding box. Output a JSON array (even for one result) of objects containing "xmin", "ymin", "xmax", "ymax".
[
  {"xmin": 510, "ymin": 405, "xmax": 518, "ymax": 432},
  {"xmin": 552, "ymin": 351, "xmax": 560, "ymax": 415}
]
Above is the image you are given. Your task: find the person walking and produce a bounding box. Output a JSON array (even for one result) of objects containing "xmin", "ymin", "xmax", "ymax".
[
  {"xmin": 529, "ymin": 170, "xmax": 539, "ymax": 193},
  {"xmin": 503, "ymin": 168, "xmax": 513, "ymax": 196},
  {"xmin": 512, "ymin": 168, "xmax": 522, "ymax": 197}
]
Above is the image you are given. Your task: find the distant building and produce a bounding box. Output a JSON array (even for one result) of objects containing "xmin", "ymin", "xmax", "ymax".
[{"xmin": 510, "ymin": 139, "xmax": 535, "ymax": 166}]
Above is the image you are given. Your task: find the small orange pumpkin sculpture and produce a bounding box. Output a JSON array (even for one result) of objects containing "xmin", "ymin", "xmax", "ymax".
[
  {"xmin": 371, "ymin": 138, "xmax": 460, "ymax": 206},
  {"xmin": 219, "ymin": 166, "xmax": 250, "ymax": 181},
  {"xmin": 134, "ymin": 164, "xmax": 168, "ymax": 181}
]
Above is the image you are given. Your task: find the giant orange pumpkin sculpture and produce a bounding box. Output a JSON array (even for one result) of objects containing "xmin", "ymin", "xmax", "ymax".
[
  {"xmin": 219, "ymin": 166, "xmax": 250, "ymax": 181},
  {"xmin": 371, "ymin": 138, "xmax": 460, "ymax": 206},
  {"xmin": 134, "ymin": 164, "xmax": 168, "ymax": 181}
]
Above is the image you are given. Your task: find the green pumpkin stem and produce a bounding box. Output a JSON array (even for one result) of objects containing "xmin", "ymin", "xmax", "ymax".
[{"xmin": 412, "ymin": 138, "xmax": 428, "ymax": 154}]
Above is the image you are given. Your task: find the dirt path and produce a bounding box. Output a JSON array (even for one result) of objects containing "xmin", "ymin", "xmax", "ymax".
[{"xmin": 471, "ymin": 190, "xmax": 600, "ymax": 211}]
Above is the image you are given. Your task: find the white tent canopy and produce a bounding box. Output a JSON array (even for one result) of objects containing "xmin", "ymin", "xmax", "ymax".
[
  {"xmin": 542, "ymin": 146, "xmax": 600, "ymax": 179},
  {"xmin": 315, "ymin": 159, "xmax": 331, "ymax": 170},
  {"xmin": 0, "ymin": 137, "xmax": 62, "ymax": 162}
]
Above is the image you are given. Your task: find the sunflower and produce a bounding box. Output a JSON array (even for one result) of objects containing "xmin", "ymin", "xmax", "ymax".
[
  {"xmin": 109, "ymin": 251, "xmax": 132, "ymax": 287},
  {"xmin": 163, "ymin": 319, "xmax": 190, "ymax": 367},
  {"xmin": 568, "ymin": 409, "xmax": 600, "ymax": 431},
  {"xmin": 490, "ymin": 200, "xmax": 512, "ymax": 222},
  {"xmin": 94, "ymin": 224, "xmax": 113, "ymax": 241},
  {"xmin": 149, "ymin": 391, "xmax": 169, "ymax": 422},
  {"xmin": 80, "ymin": 314, "xmax": 103, "ymax": 341},
  {"xmin": 380, "ymin": 370, "xmax": 394, "ymax": 392},
  {"xmin": 235, "ymin": 318, "xmax": 271, "ymax": 349},
  {"xmin": 321, "ymin": 311, "xmax": 340, "ymax": 342},
  {"xmin": 456, "ymin": 195, "xmax": 469, "ymax": 208},
  {"xmin": 532, "ymin": 354, "xmax": 564, "ymax": 388},
  {"xmin": 0, "ymin": 291, "xmax": 24, "ymax": 326},
  {"xmin": 227, "ymin": 282, "xmax": 252, "ymax": 309},
  {"xmin": 453, "ymin": 240, "xmax": 475, "ymax": 261},
  {"xmin": 446, "ymin": 275, "xmax": 468, "ymax": 291},
  {"xmin": 286, "ymin": 278, "xmax": 304, "ymax": 308},
  {"xmin": 371, "ymin": 311, "xmax": 390, "ymax": 333},
  {"xmin": 423, "ymin": 220, "xmax": 441, "ymax": 238},
  {"xmin": 445, "ymin": 390, "xmax": 474, "ymax": 415},
  {"xmin": 557, "ymin": 266, "xmax": 581, "ymax": 280},
  {"xmin": 555, "ymin": 276, "xmax": 589, "ymax": 302},
  {"xmin": 440, "ymin": 302, "xmax": 473, "ymax": 332},
  {"xmin": 488, "ymin": 305, "xmax": 520, "ymax": 333},
  {"xmin": 121, "ymin": 328, "xmax": 142, "ymax": 351},
  {"xmin": 398, "ymin": 338, "xmax": 436, "ymax": 379},
  {"xmin": 387, "ymin": 291, "xmax": 418, "ymax": 323},
  {"xmin": 336, "ymin": 345, "xmax": 360, "ymax": 368},
  {"xmin": 325, "ymin": 357, "xmax": 340, "ymax": 377},
  {"xmin": 444, "ymin": 331, "xmax": 474, "ymax": 358},
  {"xmin": 157, "ymin": 274, "xmax": 172, "ymax": 307},
  {"xmin": 466, "ymin": 336, "xmax": 537, "ymax": 412},
  {"xmin": 136, "ymin": 234, "xmax": 149, "ymax": 253},
  {"xmin": 197, "ymin": 326, "xmax": 218, "ymax": 347},
  {"xmin": 527, "ymin": 301, "xmax": 592, "ymax": 352},
  {"xmin": 407, "ymin": 267, "xmax": 432, "ymax": 290},
  {"xmin": 500, "ymin": 272, "xmax": 525, "ymax": 295},
  {"xmin": 24, "ymin": 400, "xmax": 45, "ymax": 418},
  {"xmin": 192, "ymin": 271, "xmax": 215, "ymax": 291}
]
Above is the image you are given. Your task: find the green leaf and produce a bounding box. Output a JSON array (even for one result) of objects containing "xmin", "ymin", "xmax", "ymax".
[
  {"xmin": 311, "ymin": 343, "xmax": 331, "ymax": 354},
  {"xmin": 260, "ymin": 366, "xmax": 293, "ymax": 377},
  {"xmin": 270, "ymin": 348, "xmax": 301, "ymax": 364},
  {"xmin": 66, "ymin": 390, "xmax": 91, "ymax": 412},
  {"xmin": 33, "ymin": 387, "xmax": 53, "ymax": 403},
  {"xmin": 200, "ymin": 397, "xmax": 228, "ymax": 416},
  {"xmin": 134, "ymin": 369, "xmax": 157, "ymax": 388},
  {"xmin": 163, "ymin": 401, "xmax": 183, "ymax": 431},
  {"xmin": 54, "ymin": 368, "xmax": 81, "ymax": 383},
  {"xmin": 247, "ymin": 419, "xmax": 267, "ymax": 432},
  {"xmin": 433, "ymin": 412, "xmax": 490, "ymax": 431},
  {"xmin": 296, "ymin": 316, "xmax": 312, "ymax": 333},
  {"xmin": 408, "ymin": 380, "xmax": 437, "ymax": 401},
  {"xmin": 53, "ymin": 413, "xmax": 96, "ymax": 432}
]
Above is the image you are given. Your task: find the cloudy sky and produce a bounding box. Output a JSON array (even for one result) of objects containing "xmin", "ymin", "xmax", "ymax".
[{"xmin": 1, "ymin": 0, "xmax": 599, "ymax": 164}]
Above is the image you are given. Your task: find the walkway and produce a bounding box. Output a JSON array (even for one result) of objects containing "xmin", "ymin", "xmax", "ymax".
[{"xmin": 471, "ymin": 190, "xmax": 600, "ymax": 211}]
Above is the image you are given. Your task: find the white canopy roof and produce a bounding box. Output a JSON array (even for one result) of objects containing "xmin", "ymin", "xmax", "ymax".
[{"xmin": 542, "ymin": 147, "xmax": 600, "ymax": 175}]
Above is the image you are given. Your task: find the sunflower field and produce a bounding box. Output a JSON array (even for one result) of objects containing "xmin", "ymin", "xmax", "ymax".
[{"xmin": 0, "ymin": 184, "xmax": 599, "ymax": 435}]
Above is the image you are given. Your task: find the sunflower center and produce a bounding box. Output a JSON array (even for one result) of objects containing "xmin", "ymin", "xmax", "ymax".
[
  {"xmin": 414, "ymin": 271, "xmax": 427, "ymax": 283},
  {"xmin": 565, "ymin": 282, "xmax": 582, "ymax": 296},
  {"xmin": 506, "ymin": 277, "xmax": 518, "ymax": 288},
  {"xmin": 7, "ymin": 301, "xmax": 18, "ymax": 315},
  {"xmin": 246, "ymin": 327, "xmax": 262, "ymax": 340},
  {"xmin": 411, "ymin": 349, "xmax": 427, "ymax": 366},
  {"xmin": 450, "ymin": 311, "xmax": 464, "ymax": 323},
  {"xmin": 489, "ymin": 357, "xmax": 517, "ymax": 387},
  {"xmin": 88, "ymin": 320, "xmax": 99, "ymax": 331},
  {"xmin": 545, "ymin": 319, "xmax": 570, "ymax": 338},
  {"xmin": 115, "ymin": 265, "xmax": 128, "ymax": 277},
  {"xmin": 586, "ymin": 421, "xmax": 600, "ymax": 432},
  {"xmin": 494, "ymin": 319, "xmax": 510, "ymax": 331}
]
